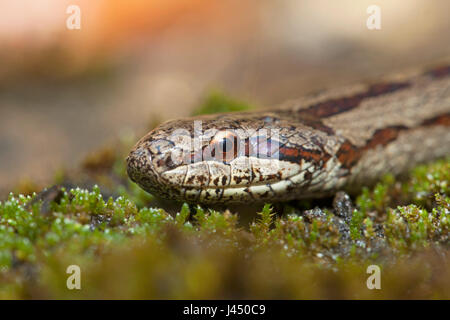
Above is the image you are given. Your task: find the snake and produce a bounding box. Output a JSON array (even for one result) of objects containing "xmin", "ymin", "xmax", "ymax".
[{"xmin": 126, "ymin": 62, "xmax": 450, "ymax": 204}]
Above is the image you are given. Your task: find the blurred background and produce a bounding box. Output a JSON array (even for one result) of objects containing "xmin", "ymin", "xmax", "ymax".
[{"xmin": 0, "ymin": 0, "xmax": 449, "ymax": 192}]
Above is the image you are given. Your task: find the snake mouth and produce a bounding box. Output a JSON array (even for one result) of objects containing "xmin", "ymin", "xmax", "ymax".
[
  {"xmin": 152, "ymin": 158, "xmax": 321, "ymax": 203},
  {"xmin": 175, "ymin": 173, "xmax": 306, "ymax": 203}
]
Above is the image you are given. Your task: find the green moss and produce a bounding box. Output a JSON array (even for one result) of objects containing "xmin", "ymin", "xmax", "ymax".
[
  {"xmin": 193, "ymin": 90, "xmax": 253, "ymax": 115},
  {"xmin": 363, "ymin": 217, "xmax": 375, "ymax": 239},
  {"xmin": 384, "ymin": 196, "xmax": 449, "ymax": 251},
  {"xmin": 407, "ymin": 159, "xmax": 449, "ymax": 206},
  {"xmin": 349, "ymin": 209, "xmax": 365, "ymax": 240},
  {"xmin": 250, "ymin": 204, "xmax": 274, "ymax": 239},
  {"xmin": 356, "ymin": 175, "xmax": 395, "ymax": 215},
  {"xmin": 176, "ymin": 203, "xmax": 190, "ymax": 226}
]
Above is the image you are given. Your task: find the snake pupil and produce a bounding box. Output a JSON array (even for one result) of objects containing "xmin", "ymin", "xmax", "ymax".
[{"xmin": 221, "ymin": 138, "xmax": 232, "ymax": 152}]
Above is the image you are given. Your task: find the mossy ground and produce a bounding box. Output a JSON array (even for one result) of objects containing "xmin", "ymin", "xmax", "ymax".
[{"xmin": 1, "ymin": 92, "xmax": 449, "ymax": 299}]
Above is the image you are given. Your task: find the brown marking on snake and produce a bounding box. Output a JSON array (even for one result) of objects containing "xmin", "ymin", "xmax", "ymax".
[
  {"xmin": 301, "ymin": 82, "xmax": 410, "ymax": 118},
  {"xmin": 422, "ymin": 113, "xmax": 450, "ymax": 127},
  {"xmin": 304, "ymin": 171, "xmax": 312, "ymax": 181},
  {"xmin": 426, "ymin": 65, "xmax": 450, "ymax": 79},
  {"xmin": 265, "ymin": 173, "xmax": 279, "ymax": 181},
  {"xmin": 186, "ymin": 175, "xmax": 196, "ymax": 185},
  {"xmin": 233, "ymin": 176, "xmax": 244, "ymax": 184},
  {"xmin": 335, "ymin": 141, "xmax": 360, "ymax": 169},
  {"xmin": 165, "ymin": 155, "xmax": 177, "ymax": 169},
  {"xmin": 280, "ymin": 147, "xmax": 300, "ymax": 158},
  {"xmin": 365, "ymin": 126, "xmax": 407, "ymax": 149},
  {"xmin": 279, "ymin": 145, "xmax": 331, "ymax": 165},
  {"xmin": 196, "ymin": 175, "xmax": 207, "ymax": 184},
  {"xmin": 300, "ymin": 118, "xmax": 335, "ymax": 135},
  {"xmin": 278, "ymin": 111, "xmax": 335, "ymax": 135},
  {"xmin": 157, "ymin": 159, "xmax": 165, "ymax": 167},
  {"xmin": 337, "ymin": 125, "xmax": 415, "ymax": 169}
]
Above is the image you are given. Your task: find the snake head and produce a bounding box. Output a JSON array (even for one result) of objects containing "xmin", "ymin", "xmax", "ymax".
[{"xmin": 127, "ymin": 113, "xmax": 333, "ymax": 203}]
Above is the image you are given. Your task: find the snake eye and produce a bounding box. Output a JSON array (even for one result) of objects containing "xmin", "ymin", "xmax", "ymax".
[{"xmin": 209, "ymin": 130, "xmax": 239, "ymax": 163}]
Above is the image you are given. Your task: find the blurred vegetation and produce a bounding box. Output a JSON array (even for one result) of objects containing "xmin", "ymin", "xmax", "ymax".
[
  {"xmin": 0, "ymin": 45, "xmax": 117, "ymax": 91},
  {"xmin": 0, "ymin": 92, "xmax": 449, "ymax": 299},
  {"xmin": 192, "ymin": 90, "xmax": 254, "ymax": 116}
]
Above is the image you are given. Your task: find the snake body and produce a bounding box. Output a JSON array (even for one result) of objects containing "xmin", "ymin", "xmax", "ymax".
[{"xmin": 127, "ymin": 63, "xmax": 450, "ymax": 204}]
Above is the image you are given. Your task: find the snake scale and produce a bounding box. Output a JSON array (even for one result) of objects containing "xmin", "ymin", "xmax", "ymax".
[{"xmin": 127, "ymin": 63, "xmax": 450, "ymax": 204}]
